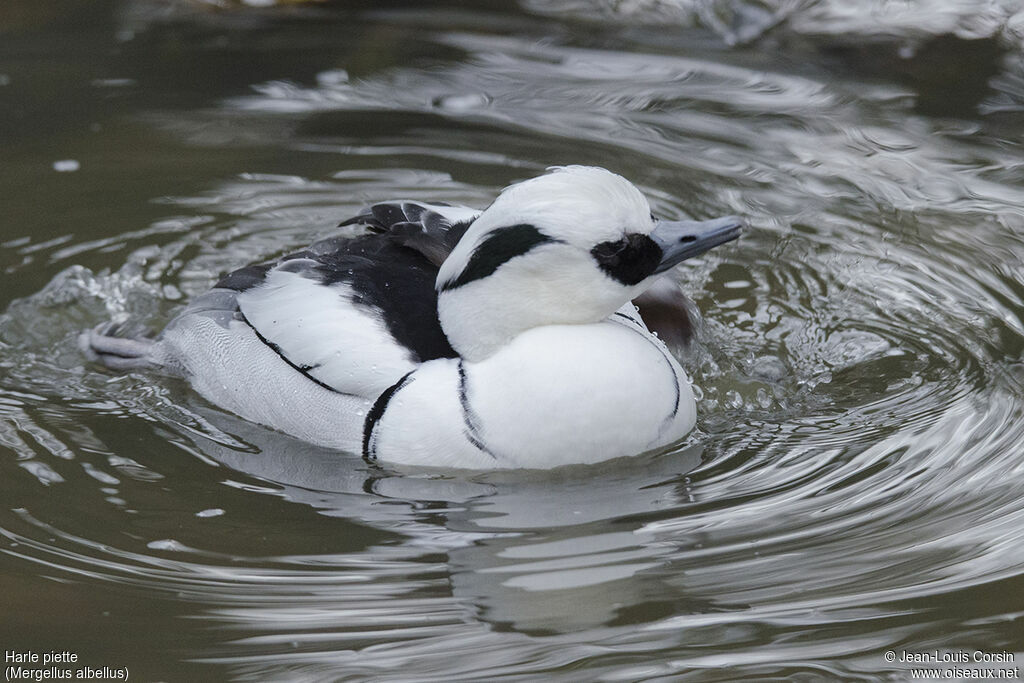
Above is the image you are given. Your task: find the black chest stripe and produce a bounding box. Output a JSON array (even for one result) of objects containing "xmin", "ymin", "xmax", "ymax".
[
  {"xmin": 362, "ymin": 370, "xmax": 415, "ymax": 461},
  {"xmin": 458, "ymin": 361, "xmax": 498, "ymax": 459},
  {"xmin": 612, "ymin": 311, "xmax": 644, "ymax": 328},
  {"xmin": 663, "ymin": 346, "xmax": 681, "ymax": 421},
  {"xmin": 441, "ymin": 224, "xmax": 559, "ymax": 291}
]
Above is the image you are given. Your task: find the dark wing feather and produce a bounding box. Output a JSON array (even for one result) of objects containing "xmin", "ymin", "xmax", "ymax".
[{"xmin": 339, "ymin": 201, "xmax": 481, "ymax": 267}]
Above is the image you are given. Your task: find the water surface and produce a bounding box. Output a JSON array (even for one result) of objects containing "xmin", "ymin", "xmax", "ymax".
[{"xmin": 2, "ymin": 1, "xmax": 1024, "ymax": 679}]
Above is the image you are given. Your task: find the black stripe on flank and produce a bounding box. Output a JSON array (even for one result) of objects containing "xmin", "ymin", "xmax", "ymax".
[
  {"xmin": 362, "ymin": 370, "xmax": 414, "ymax": 461},
  {"xmin": 239, "ymin": 313, "xmax": 355, "ymax": 397},
  {"xmin": 457, "ymin": 361, "xmax": 497, "ymax": 459},
  {"xmin": 440, "ymin": 224, "xmax": 559, "ymax": 291}
]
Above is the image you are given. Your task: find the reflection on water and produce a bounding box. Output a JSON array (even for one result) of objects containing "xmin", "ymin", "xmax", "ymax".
[{"xmin": 2, "ymin": 0, "xmax": 1024, "ymax": 679}]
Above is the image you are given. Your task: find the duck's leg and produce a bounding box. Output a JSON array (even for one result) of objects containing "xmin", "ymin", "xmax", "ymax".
[{"xmin": 79, "ymin": 322, "xmax": 158, "ymax": 370}]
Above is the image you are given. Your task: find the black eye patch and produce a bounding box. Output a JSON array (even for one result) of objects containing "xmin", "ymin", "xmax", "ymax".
[{"xmin": 591, "ymin": 233, "xmax": 662, "ymax": 286}]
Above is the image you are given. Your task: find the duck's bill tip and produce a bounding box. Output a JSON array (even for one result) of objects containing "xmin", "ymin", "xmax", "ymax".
[{"xmin": 651, "ymin": 216, "xmax": 743, "ymax": 274}]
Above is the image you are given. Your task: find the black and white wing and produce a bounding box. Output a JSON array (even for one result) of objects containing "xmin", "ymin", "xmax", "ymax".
[
  {"xmin": 221, "ymin": 234, "xmax": 459, "ymax": 398},
  {"xmin": 339, "ymin": 200, "xmax": 482, "ymax": 267}
]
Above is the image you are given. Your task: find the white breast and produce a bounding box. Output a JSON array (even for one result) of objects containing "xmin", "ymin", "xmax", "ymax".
[{"xmin": 370, "ymin": 318, "xmax": 695, "ymax": 469}]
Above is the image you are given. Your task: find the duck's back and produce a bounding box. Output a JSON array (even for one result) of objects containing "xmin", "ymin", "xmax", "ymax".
[
  {"xmin": 151, "ymin": 232, "xmax": 458, "ymax": 452},
  {"xmin": 227, "ymin": 235, "xmax": 455, "ymax": 396}
]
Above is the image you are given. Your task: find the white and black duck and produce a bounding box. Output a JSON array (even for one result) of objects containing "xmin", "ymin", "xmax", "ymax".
[{"xmin": 82, "ymin": 166, "xmax": 741, "ymax": 469}]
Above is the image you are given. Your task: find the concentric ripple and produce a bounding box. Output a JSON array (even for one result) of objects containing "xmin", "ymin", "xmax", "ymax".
[{"xmin": 2, "ymin": 3, "xmax": 1024, "ymax": 680}]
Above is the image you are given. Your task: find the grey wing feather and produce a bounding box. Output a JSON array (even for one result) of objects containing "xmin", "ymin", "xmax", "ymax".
[{"xmin": 339, "ymin": 200, "xmax": 481, "ymax": 266}]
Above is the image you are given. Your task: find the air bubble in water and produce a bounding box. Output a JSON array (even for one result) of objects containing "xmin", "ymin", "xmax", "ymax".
[
  {"xmin": 756, "ymin": 387, "xmax": 771, "ymax": 408},
  {"xmin": 750, "ymin": 355, "xmax": 788, "ymax": 382}
]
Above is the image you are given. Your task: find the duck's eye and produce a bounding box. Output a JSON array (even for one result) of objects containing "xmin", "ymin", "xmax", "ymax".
[{"xmin": 591, "ymin": 233, "xmax": 662, "ymax": 286}]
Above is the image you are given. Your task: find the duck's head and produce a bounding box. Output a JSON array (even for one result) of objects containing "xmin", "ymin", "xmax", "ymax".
[{"xmin": 436, "ymin": 166, "xmax": 740, "ymax": 360}]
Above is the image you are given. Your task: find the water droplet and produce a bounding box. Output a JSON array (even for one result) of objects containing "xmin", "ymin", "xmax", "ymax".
[
  {"xmin": 53, "ymin": 159, "xmax": 80, "ymax": 172},
  {"xmin": 432, "ymin": 92, "xmax": 491, "ymax": 111},
  {"xmin": 147, "ymin": 539, "xmax": 185, "ymax": 551},
  {"xmin": 316, "ymin": 69, "xmax": 349, "ymax": 87},
  {"xmin": 756, "ymin": 387, "xmax": 771, "ymax": 408}
]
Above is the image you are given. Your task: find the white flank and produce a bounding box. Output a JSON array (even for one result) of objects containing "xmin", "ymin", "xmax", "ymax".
[{"xmin": 237, "ymin": 268, "xmax": 416, "ymax": 396}]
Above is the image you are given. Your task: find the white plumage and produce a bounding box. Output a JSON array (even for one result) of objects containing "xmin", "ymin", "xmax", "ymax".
[
  {"xmin": 83, "ymin": 166, "xmax": 740, "ymax": 469},
  {"xmin": 237, "ymin": 268, "xmax": 415, "ymax": 396}
]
